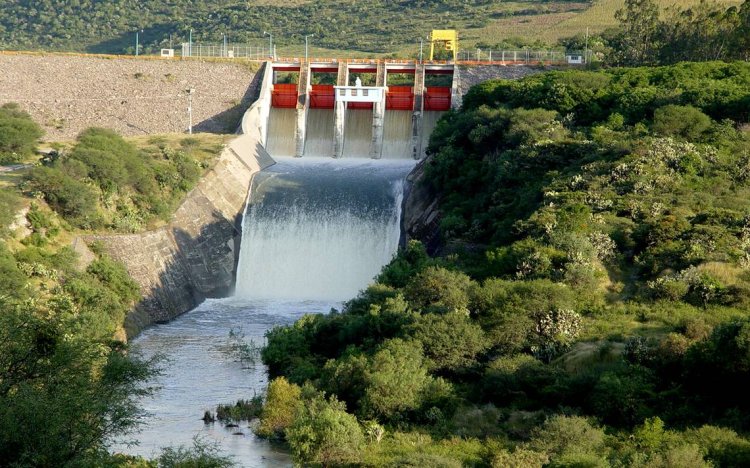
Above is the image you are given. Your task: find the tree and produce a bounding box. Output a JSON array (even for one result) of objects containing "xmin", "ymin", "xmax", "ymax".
[
  {"xmin": 257, "ymin": 377, "xmax": 302, "ymax": 439},
  {"xmin": 0, "ymin": 103, "xmax": 43, "ymax": 164},
  {"xmin": 652, "ymin": 105, "xmax": 712, "ymax": 141},
  {"xmin": 0, "ymin": 298, "xmax": 157, "ymax": 466},
  {"xmin": 613, "ymin": 0, "xmax": 661, "ymax": 65},
  {"xmin": 404, "ymin": 266, "xmax": 474, "ymax": 314},
  {"xmin": 528, "ymin": 415, "xmax": 607, "ymax": 462},
  {"xmin": 361, "ymin": 339, "xmax": 430, "ymax": 420},
  {"xmin": 286, "ymin": 389, "xmax": 364, "ymax": 466},
  {"xmin": 407, "ymin": 311, "xmax": 489, "ymax": 371}
]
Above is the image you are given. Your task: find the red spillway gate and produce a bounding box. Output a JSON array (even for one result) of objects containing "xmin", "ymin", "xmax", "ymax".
[
  {"xmin": 348, "ymin": 101, "xmax": 373, "ymax": 110},
  {"xmin": 424, "ymin": 87, "xmax": 452, "ymax": 111},
  {"xmin": 386, "ymin": 86, "xmax": 414, "ymax": 111},
  {"xmin": 271, "ymin": 83, "xmax": 298, "ymax": 108},
  {"xmin": 310, "ymin": 85, "xmax": 335, "ymax": 109}
]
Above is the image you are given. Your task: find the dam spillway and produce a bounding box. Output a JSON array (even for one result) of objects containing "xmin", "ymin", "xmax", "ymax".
[
  {"xmin": 235, "ymin": 157, "xmax": 415, "ymax": 301},
  {"xmin": 266, "ymin": 60, "xmax": 455, "ymax": 159}
]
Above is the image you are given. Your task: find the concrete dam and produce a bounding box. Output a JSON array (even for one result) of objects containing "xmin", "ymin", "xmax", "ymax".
[
  {"xmin": 116, "ymin": 59, "xmax": 459, "ymax": 461},
  {"xmin": 262, "ymin": 60, "xmax": 456, "ymax": 159}
]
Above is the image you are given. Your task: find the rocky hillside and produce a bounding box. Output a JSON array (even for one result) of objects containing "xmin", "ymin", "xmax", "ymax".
[{"xmin": 0, "ymin": 53, "xmax": 258, "ymax": 140}]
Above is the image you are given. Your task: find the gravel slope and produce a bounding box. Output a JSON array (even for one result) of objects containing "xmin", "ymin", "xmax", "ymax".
[{"xmin": 0, "ymin": 54, "xmax": 258, "ymax": 140}]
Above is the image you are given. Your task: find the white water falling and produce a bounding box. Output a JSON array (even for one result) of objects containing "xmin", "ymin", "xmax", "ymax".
[
  {"xmin": 266, "ymin": 107, "xmax": 296, "ymax": 157},
  {"xmin": 303, "ymin": 108, "xmax": 335, "ymax": 157},
  {"xmin": 383, "ymin": 110, "xmax": 413, "ymax": 159},
  {"xmin": 342, "ymin": 108, "xmax": 374, "ymax": 158},
  {"xmin": 235, "ymin": 157, "xmax": 415, "ymax": 301}
]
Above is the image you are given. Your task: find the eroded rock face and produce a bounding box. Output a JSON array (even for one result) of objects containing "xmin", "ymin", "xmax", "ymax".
[{"xmin": 402, "ymin": 159, "xmax": 442, "ymax": 254}]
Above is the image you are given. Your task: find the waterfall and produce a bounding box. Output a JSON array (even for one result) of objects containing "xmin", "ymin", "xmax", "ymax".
[{"xmin": 234, "ymin": 157, "xmax": 415, "ymax": 302}]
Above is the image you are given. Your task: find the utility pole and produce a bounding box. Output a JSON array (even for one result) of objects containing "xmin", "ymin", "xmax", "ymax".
[
  {"xmin": 305, "ymin": 34, "xmax": 314, "ymax": 62},
  {"xmin": 189, "ymin": 28, "xmax": 193, "ymax": 57},
  {"xmin": 419, "ymin": 38, "xmax": 423, "ymax": 63},
  {"xmin": 584, "ymin": 27, "xmax": 590, "ymax": 64},
  {"xmin": 223, "ymin": 33, "xmax": 227, "ymax": 57},
  {"xmin": 135, "ymin": 30, "xmax": 141, "ymax": 56},
  {"xmin": 263, "ymin": 31, "xmax": 273, "ymax": 59},
  {"xmin": 186, "ymin": 88, "xmax": 195, "ymax": 134}
]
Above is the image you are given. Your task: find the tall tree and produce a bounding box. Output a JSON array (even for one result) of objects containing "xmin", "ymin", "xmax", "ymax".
[{"xmin": 612, "ymin": 0, "xmax": 661, "ymax": 65}]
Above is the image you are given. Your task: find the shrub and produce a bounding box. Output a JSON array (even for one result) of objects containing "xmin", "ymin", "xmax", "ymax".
[
  {"xmin": 86, "ymin": 255, "xmax": 140, "ymax": 304},
  {"xmin": 361, "ymin": 339, "xmax": 430, "ymax": 420},
  {"xmin": 0, "ymin": 190, "xmax": 21, "ymax": 235},
  {"xmin": 529, "ymin": 415, "xmax": 607, "ymax": 458},
  {"xmin": 653, "ymin": 105, "xmax": 712, "ymax": 140},
  {"xmin": 0, "ymin": 103, "xmax": 43, "ymax": 164},
  {"xmin": 257, "ymin": 377, "xmax": 302, "ymax": 439},
  {"xmin": 407, "ymin": 311, "xmax": 488, "ymax": 371},
  {"xmin": 0, "ymin": 242, "xmax": 27, "ymax": 298},
  {"xmin": 490, "ymin": 447, "xmax": 549, "ymax": 468},
  {"xmin": 286, "ymin": 390, "xmax": 364, "ymax": 466},
  {"xmin": 404, "ymin": 266, "xmax": 475, "ymax": 314}
]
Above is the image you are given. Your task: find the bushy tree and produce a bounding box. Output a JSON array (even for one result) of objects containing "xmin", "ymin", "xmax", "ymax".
[
  {"xmin": 361, "ymin": 339, "xmax": 430, "ymax": 420},
  {"xmin": 407, "ymin": 311, "xmax": 488, "ymax": 371},
  {"xmin": 0, "ymin": 103, "xmax": 43, "ymax": 164},
  {"xmin": 257, "ymin": 377, "xmax": 302, "ymax": 439},
  {"xmin": 404, "ymin": 266, "xmax": 474, "ymax": 314},
  {"xmin": 0, "ymin": 298, "xmax": 157, "ymax": 466},
  {"xmin": 286, "ymin": 389, "xmax": 364, "ymax": 466},
  {"xmin": 652, "ymin": 105, "xmax": 712, "ymax": 140},
  {"xmin": 528, "ymin": 415, "xmax": 608, "ymax": 462}
]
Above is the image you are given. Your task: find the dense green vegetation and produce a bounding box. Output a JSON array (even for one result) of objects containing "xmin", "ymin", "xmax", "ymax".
[
  {"xmin": 603, "ymin": 0, "xmax": 750, "ymax": 65},
  {"xmin": 0, "ymin": 232, "xmax": 158, "ymax": 465},
  {"xmin": 257, "ymin": 61, "xmax": 750, "ymax": 466},
  {"xmin": 25, "ymin": 128, "xmax": 206, "ymax": 231},
  {"xmin": 0, "ymin": 108, "xmax": 237, "ymax": 465},
  {"xmin": 0, "ymin": 0, "xmax": 586, "ymax": 55}
]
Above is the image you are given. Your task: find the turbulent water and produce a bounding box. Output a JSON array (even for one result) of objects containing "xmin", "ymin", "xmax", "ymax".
[
  {"xmin": 114, "ymin": 156, "xmax": 415, "ymax": 467},
  {"xmin": 236, "ymin": 157, "xmax": 414, "ymax": 301}
]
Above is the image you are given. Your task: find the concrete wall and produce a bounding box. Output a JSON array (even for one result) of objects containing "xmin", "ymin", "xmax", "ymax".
[{"xmin": 88, "ymin": 62, "xmax": 275, "ymax": 337}]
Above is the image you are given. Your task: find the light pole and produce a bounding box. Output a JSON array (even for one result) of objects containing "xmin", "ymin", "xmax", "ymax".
[
  {"xmin": 188, "ymin": 28, "xmax": 193, "ymax": 57},
  {"xmin": 263, "ymin": 31, "xmax": 273, "ymax": 59},
  {"xmin": 419, "ymin": 38, "xmax": 423, "ymax": 63},
  {"xmin": 135, "ymin": 30, "xmax": 143, "ymax": 56},
  {"xmin": 186, "ymin": 88, "xmax": 195, "ymax": 134},
  {"xmin": 223, "ymin": 33, "xmax": 227, "ymax": 57},
  {"xmin": 304, "ymin": 34, "xmax": 314, "ymax": 62}
]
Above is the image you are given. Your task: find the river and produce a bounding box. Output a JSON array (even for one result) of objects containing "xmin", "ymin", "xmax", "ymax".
[{"xmin": 114, "ymin": 157, "xmax": 415, "ymax": 466}]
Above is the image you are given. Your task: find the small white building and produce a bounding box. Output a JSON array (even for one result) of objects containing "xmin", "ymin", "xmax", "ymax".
[
  {"xmin": 566, "ymin": 54, "xmax": 584, "ymax": 65},
  {"xmin": 333, "ymin": 86, "xmax": 388, "ymax": 104},
  {"xmin": 160, "ymin": 49, "xmax": 175, "ymax": 58}
]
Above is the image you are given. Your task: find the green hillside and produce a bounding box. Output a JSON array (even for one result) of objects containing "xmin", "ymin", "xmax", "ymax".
[
  {"xmin": 257, "ymin": 61, "xmax": 750, "ymax": 466},
  {"xmin": 1, "ymin": 0, "xmax": 744, "ymax": 57}
]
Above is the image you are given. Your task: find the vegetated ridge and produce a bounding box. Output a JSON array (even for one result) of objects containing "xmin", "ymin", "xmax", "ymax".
[{"xmin": 0, "ymin": 0, "xmax": 738, "ymax": 56}]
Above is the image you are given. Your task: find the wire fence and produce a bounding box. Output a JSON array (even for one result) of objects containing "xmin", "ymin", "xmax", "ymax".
[
  {"xmin": 181, "ymin": 42, "xmax": 271, "ymax": 59},
  {"xmin": 455, "ymin": 49, "xmax": 588, "ymax": 64}
]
